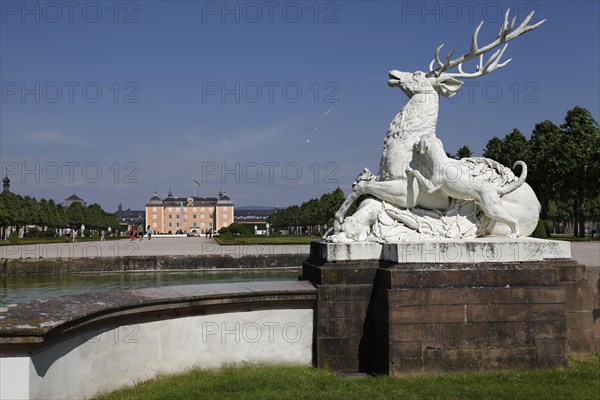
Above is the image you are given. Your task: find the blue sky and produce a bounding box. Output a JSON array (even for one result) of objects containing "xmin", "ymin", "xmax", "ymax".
[{"xmin": 1, "ymin": 0, "xmax": 599, "ymax": 211}]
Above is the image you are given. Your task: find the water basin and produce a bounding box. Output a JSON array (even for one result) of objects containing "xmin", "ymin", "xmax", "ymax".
[{"xmin": 0, "ymin": 268, "xmax": 301, "ymax": 305}]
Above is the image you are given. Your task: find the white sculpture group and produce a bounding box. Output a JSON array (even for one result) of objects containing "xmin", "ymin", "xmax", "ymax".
[{"xmin": 327, "ymin": 10, "xmax": 544, "ymax": 243}]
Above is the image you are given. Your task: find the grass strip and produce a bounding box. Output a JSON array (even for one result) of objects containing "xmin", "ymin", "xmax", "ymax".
[
  {"xmin": 214, "ymin": 235, "xmax": 320, "ymax": 245},
  {"xmin": 94, "ymin": 355, "xmax": 600, "ymax": 400}
]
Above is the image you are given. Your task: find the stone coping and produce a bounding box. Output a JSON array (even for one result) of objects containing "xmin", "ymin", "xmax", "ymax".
[
  {"xmin": 0, "ymin": 280, "xmax": 317, "ymax": 348},
  {"xmin": 312, "ymin": 237, "xmax": 571, "ymax": 263},
  {"xmin": 1, "ymin": 254, "xmax": 307, "ymax": 274},
  {"xmin": 0, "ymin": 238, "xmax": 310, "ymax": 260}
]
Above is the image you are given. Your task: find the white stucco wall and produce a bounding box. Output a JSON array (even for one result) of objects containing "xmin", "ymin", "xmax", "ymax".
[
  {"xmin": 1, "ymin": 356, "xmax": 30, "ymax": 399},
  {"xmin": 1, "ymin": 309, "xmax": 313, "ymax": 400}
]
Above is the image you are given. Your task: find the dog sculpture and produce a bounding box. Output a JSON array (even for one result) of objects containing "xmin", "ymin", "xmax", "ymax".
[{"xmin": 406, "ymin": 135, "xmax": 527, "ymax": 237}]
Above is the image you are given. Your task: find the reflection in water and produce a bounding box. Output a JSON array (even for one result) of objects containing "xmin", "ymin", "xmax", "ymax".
[{"xmin": 0, "ymin": 269, "xmax": 300, "ymax": 305}]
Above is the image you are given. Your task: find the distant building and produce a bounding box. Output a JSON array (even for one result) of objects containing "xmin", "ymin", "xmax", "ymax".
[
  {"xmin": 114, "ymin": 203, "xmax": 146, "ymax": 228},
  {"xmin": 2, "ymin": 176, "xmax": 10, "ymax": 193},
  {"xmin": 234, "ymin": 209, "xmax": 274, "ymax": 225},
  {"xmin": 62, "ymin": 194, "xmax": 86, "ymax": 208},
  {"xmin": 145, "ymin": 190, "xmax": 234, "ymax": 234}
]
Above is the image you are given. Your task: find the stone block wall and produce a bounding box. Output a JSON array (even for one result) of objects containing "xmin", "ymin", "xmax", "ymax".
[
  {"xmin": 374, "ymin": 263, "xmax": 567, "ymax": 374},
  {"xmin": 548, "ymin": 260, "xmax": 596, "ymax": 353},
  {"xmin": 302, "ymin": 258, "xmax": 378, "ymax": 372}
]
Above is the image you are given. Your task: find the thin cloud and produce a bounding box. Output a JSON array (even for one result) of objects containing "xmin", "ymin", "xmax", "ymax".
[{"xmin": 5, "ymin": 131, "xmax": 87, "ymax": 146}]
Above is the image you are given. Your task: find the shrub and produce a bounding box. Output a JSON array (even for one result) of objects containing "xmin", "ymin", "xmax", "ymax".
[
  {"xmin": 543, "ymin": 220, "xmax": 553, "ymax": 235},
  {"xmin": 531, "ymin": 219, "xmax": 548, "ymax": 239},
  {"xmin": 42, "ymin": 228, "xmax": 57, "ymax": 237},
  {"xmin": 219, "ymin": 230, "xmax": 234, "ymax": 241},
  {"xmin": 8, "ymin": 232, "xmax": 20, "ymax": 244}
]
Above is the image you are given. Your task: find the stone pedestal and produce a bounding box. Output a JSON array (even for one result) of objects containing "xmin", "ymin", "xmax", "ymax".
[
  {"xmin": 302, "ymin": 239, "xmax": 592, "ymax": 374},
  {"xmin": 302, "ymin": 255, "xmax": 378, "ymax": 372},
  {"xmin": 373, "ymin": 262, "xmax": 566, "ymax": 374},
  {"xmin": 549, "ymin": 260, "xmax": 595, "ymax": 354}
]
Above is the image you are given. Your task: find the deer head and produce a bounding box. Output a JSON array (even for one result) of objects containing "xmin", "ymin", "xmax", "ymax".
[{"xmin": 388, "ymin": 9, "xmax": 545, "ymax": 99}]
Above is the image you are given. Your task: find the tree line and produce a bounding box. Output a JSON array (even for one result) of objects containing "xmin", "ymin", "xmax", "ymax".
[
  {"xmin": 481, "ymin": 106, "xmax": 599, "ymax": 237},
  {"xmin": 268, "ymin": 106, "xmax": 599, "ymax": 237},
  {"xmin": 267, "ymin": 188, "xmax": 346, "ymax": 235},
  {"xmin": 0, "ymin": 192, "xmax": 120, "ymax": 239}
]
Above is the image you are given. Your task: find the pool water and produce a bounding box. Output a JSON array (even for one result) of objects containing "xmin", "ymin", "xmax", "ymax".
[{"xmin": 0, "ymin": 269, "xmax": 301, "ymax": 305}]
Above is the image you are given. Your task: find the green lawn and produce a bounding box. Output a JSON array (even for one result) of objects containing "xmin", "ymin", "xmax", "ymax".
[
  {"xmin": 214, "ymin": 234, "xmax": 320, "ymax": 245},
  {"xmin": 94, "ymin": 355, "xmax": 600, "ymax": 400}
]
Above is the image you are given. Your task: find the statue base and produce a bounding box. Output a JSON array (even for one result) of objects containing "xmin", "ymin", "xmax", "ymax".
[{"xmin": 303, "ymin": 238, "xmax": 593, "ymax": 374}]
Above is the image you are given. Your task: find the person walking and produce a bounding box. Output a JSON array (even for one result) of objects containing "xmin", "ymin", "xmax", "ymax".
[
  {"xmin": 72, "ymin": 229, "xmax": 78, "ymax": 243},
  {"xmin": 147, "ymin": 225, "xmax": 153, "ymax": 240}
]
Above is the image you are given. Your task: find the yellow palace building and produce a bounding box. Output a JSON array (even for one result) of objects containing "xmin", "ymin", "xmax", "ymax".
[{"xmin": 145, "ymin": 189, "xmax": 234, "ymax": 234}]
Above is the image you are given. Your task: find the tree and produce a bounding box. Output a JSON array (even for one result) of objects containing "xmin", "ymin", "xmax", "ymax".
[
  {"xmin": 268, "ymin": 188, "xmax": 346, "ymax": 234},
  {"xmin": 558, "ymin": 106, "xmax": 600, "ymax": 237},
  {"xmin": 483, "ymin": 106, "xmax": 600, "ymax": 237},
  {"xmin": 482, "ymin": 136, "xmax": 504, "ymax": 163},
  {"xmin": 483, "ymin": 129, "xmax": 528, "ymax": 167},
  {"xmin": 67, "ymin": 202, "xmax": 86, "ymax": 227},
  {"xmin": 455, "ymin": 145, "xmax": 473, "ymax": 159},
  {"xmin": 503, "ymin": 129, "xmax": 529, "ymax": 165},
  {"xmin": 227, "ymin": 222, "xmax": 244, "ymax": 240},
  {"xmin": 527, "ymin": 120, "xmax": 562, "ymax": 220}
]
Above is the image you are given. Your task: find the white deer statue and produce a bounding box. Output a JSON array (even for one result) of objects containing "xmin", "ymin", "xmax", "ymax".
[{"xmin": 328, "ymin": 9, "xmax": 544, "ymax": 243}]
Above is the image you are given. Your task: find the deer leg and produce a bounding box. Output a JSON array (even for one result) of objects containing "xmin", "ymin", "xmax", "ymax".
[
  {"xmin": 334, "ymin": 191, "xmax": 360, "ymax": 232},
  {"xmin": 335, "ymin": 176, "xmax": 451, "ymax": 233},
  {"xmin": 350, "ymin": 197, "xmax": 384, "ymax": 226}
]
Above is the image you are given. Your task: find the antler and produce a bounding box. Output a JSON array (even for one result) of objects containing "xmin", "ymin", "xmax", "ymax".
[{"xmin": 427, "ymin": 9, "xmax": 546, "ymax": 78}]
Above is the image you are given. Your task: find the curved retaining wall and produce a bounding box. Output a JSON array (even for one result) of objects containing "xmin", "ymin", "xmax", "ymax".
[{"xmin": 0, "ymin": 281, "xmax": 317, "ymax": 400}]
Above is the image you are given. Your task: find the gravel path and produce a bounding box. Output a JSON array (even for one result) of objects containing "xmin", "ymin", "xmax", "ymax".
[{"xmin": 571, "ymin": 242, "xmax": 600, "ymax": 267}]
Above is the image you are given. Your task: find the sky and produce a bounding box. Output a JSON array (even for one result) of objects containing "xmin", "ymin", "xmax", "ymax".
[{"xmin": 1, "ymin": 0, "xmax": 599, "ymax": 211}]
